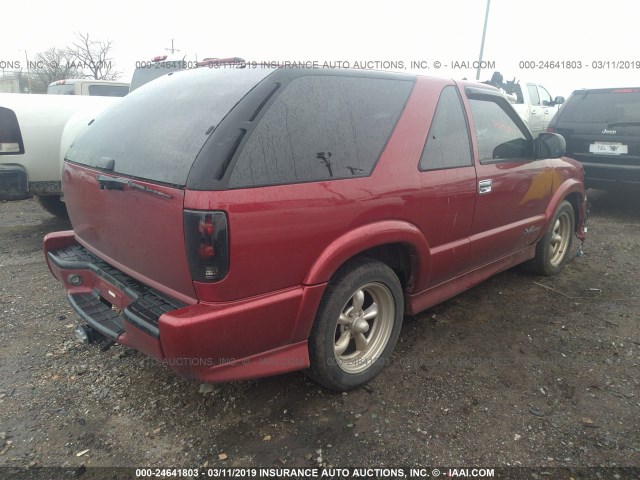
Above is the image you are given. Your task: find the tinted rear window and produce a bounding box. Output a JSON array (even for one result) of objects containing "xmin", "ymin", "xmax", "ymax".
[
  {"xmin": 66, "ymin": 67, "xmax": 275, "ymax": 186},
  {"xmin": 560, "ymin": 90, "xmax": 640, "ymax": 123},
  {"xmin": 229, "ymin": 75, "xmax": 413, "ymax": 187}
]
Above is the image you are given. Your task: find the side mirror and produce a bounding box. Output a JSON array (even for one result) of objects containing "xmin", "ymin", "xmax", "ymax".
[
  {"xmin": 554, "ymin": 96, "xmax": 565, "ymax": 105},
  {"xmin": 534, "ymin": 133, "xmax": 566, "ymax": 159}
]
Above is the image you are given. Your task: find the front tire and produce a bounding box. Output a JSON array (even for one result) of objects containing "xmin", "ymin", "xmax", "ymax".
[
  {"xmin": 307, "ymin": 258, "xmax": 403, "ymax": 391},
  {"xmin": 526, "ymin": 200, "xmax": 575, "ymax": 275}
]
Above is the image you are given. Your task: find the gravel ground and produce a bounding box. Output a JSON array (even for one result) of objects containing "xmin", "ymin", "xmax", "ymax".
[{"xmin": 0, "ymin": 190, "xmax": 638, "ymax": 477}]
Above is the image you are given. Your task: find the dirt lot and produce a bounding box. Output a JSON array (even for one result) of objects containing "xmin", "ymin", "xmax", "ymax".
[{"xmin": 0, "ymin": 190, "xmax": 638, "ymax": 475}]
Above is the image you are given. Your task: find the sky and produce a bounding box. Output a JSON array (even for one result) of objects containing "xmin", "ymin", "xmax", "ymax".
[{"xmin": 1, "ymin": 0, "xmax": 638, "ymax": 98}]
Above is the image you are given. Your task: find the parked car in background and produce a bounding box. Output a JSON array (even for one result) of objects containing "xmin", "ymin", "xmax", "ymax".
[
  {"xmin": 505, "ymin": 80, "xmax": 565, "ymax": 137},
  {"xmin": 129, "ymin": 56, "xmax": 187, "ymax": 92},
  {"xmin": 44, "ymin": 67, "xmax": 587, "ymax": 391},
  {"xmin": 129, "ymin": 56, "xmax": 245, "ymax": 92},
  {"xmin": 48, "ymin": 79, "xmax": 129, "ymax": 97},
  {"xmin": 548, "ymin": 87, "xmax": 640, "ymax": 189},
  {"xmin": 0, "ymin": 93, "xmax": 118, "ymax": 214}
]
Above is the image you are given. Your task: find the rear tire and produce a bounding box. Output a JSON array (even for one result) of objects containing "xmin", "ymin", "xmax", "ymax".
[
  {"xmin": 306, "ymin": 257, "xmax": 403, "ymax": 391},
  {"xmin": 525, "ymin": 200, "xmax": 575, "ymax": 276},
  {"xmin": 37, "ymin": 196, "xmax": 68, "ymax": 219}
]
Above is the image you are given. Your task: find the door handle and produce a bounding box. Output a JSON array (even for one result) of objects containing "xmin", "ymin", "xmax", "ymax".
[
  {"xmin": 97, "ymin": 174, "xmax": 128, "ymax": 191},
  {"xmin": 478, "ymin": 179, "xmax": 492, "ymax": 194}
]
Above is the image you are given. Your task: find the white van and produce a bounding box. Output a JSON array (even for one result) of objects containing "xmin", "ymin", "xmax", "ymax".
[{"xmin": 47, "ymin": 79, "xmax": 129, "ymax": 97}]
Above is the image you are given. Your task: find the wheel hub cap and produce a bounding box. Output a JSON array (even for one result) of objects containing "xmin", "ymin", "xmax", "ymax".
[{"xmin": 351, "ymin": 317, "xmax": 370, "ymax": 334}]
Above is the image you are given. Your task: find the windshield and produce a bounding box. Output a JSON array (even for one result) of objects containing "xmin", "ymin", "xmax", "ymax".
[
  {"xmin": 561, "ymin": 90, "xmax": 640, "ymax": 123},
  {"xmin": 66, "ymin": 67, "xmax": 275, "ymax": 186}
]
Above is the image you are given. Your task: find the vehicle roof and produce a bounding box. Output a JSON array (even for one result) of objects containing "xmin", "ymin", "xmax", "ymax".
[
  {"xmin": 48, "ymin": 79, "xmax": 130, "ymax": 86},
  {"xmin": 570, "ymin": 87, "xmax": 640, "ymax": 94}
]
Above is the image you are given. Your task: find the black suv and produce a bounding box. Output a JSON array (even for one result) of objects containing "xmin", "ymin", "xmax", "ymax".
[{"xmin": 548, "ymin": 88, "xmax": 640, "ymax": 189}]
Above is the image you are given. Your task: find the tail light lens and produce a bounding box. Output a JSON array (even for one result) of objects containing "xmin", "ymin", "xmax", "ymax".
[
  {"xmin": 0, "ymin": 107, "xmax": 25, "ymax": 155},
  {"xmin": 184, "ymin": 210, "xmax": 229, "ymax": 282}
]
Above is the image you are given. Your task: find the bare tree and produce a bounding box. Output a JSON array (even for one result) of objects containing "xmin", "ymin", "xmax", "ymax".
[
  {"xmin": 68, "ymin": 32, "xmax": 120, "ymax": 80},
  {"xmin": 14, "ymin": 70, "xmax": 47, "ymax": 94},
  {"xmin": 32, "ymin": 47, "xmax": 84, "ymax": 86}
]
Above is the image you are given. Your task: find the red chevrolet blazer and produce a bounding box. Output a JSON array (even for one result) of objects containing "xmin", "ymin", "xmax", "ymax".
[{"xmin": 44, "ymin": 67, "xmax": 587, "ymax": 390}]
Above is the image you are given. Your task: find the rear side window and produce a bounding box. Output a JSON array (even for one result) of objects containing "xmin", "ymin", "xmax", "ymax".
[
  {"xmin": 419, "ymin": 86, "xmax": 472, "ymax": 171},
  {"xmin": 66, "ymin": 67, "xmax": 275, "ymax": 186},
  {"xmin": 228, "ymin": 75, "xmax": 413, "ymax": 187},
  {"xmin": 560, "ymin": 90, "xmax": 640, "ymax": 123},
  {"xmin": 469, "ymin": 97, "xmax": 532, "ymax": 162}
]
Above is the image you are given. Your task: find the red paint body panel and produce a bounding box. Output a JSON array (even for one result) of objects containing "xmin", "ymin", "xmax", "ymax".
[
  {"xmin": 62, "ymin": 163, "xmax": 196, "ymax": 304},
  {"xmin": 408, "ymin": 245, "xmax": 536, "ymax": 315},
  {"xmin": 119, "ymin": 323, "xmax": 164, "ymax": 362}
]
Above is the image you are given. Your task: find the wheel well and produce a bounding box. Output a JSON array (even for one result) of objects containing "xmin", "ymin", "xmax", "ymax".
[
  {"xmin": 334, "ymin": 243, "xmax": 413, "ymax": 293},
  {"xmin": 564, "ymin": 192, "xmax": 582, "ymax": 225}
]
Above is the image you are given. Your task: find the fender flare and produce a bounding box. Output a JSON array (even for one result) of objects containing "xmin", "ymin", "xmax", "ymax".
[
  {"xmin": 545, "ymin": 178, "xmax": 585, "ymax": 226},
  {"xmin": 302, "ymin": 220, "xmax": 431, "ymax": 289}
]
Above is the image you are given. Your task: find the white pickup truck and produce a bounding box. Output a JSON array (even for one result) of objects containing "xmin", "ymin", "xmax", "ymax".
[
  {"xmin": 502, "ymin": 79, "xmax": 565, "ymax": 137},
  {"xmin": 0, "ymin": 93, "xmax": 118, "ymax": 215},
  {"xmin": 47, "ymin": 79, "xmax": 129, "ymax": 97}
]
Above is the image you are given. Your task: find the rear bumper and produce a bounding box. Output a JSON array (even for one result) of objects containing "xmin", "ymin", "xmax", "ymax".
[
  {"xmin": 43, "ymin": 231, "xmax": 324, "ymax": 383},
  {"xmin": 573, "ymin": 156, "xmax": 640, "ymax": 187}
]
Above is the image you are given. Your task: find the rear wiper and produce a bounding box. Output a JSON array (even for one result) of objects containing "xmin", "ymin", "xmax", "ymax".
[
  {"xmin": 607, "ymin": 121, "xmax": 640, "ymax": 127},
  {"xmin": 97, "ymin": 175, "xmax": 171, "ymax": 198}
]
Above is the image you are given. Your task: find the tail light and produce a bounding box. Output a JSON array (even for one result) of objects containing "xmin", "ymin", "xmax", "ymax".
[
  {"xmin": 0, "ymin": 107, "xmax": 24, "ymax": 154},
  {"xmin": 184, "ymin": 210, "xmax": 229, "ymax": 282}
]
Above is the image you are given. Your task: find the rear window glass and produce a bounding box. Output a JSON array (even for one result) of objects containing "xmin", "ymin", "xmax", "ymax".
[
  {"xmin": 47, "ymin": 84, "xmax": 76, "ymax": 95},
  {"xmin": 66, "ymin": 67, "xmax": 275, "ymax": 186},
  {"xmin": 560, "ymin": 91, "xmax": 640, "ymax": 123},
  {"xmin": 229, "ymin": 75, "xmax": 413, "ymax": 187}
]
